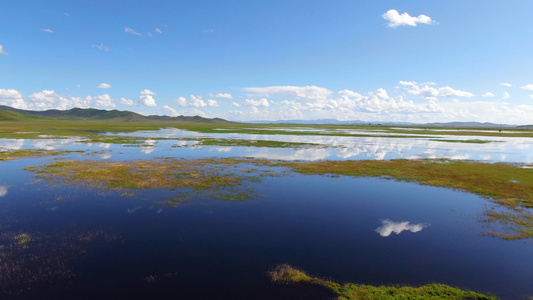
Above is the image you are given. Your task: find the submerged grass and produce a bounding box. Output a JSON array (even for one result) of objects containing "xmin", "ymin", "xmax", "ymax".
[
  {"xmin": 279, "ymin": 159, "xmax": 533, "ymax": 239},
  {"xmin": 269, "ymin": 264, "xmax": 496, "ymax": 300}
]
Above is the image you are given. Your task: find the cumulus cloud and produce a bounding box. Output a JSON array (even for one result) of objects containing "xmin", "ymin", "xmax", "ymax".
[
  {"xmin": 92, "ymin": 44, "xmax": 110, "ymax": 51},
  {"xmin": 503, "ymin": 92, "xmax": 510, "ymax": 99},
  {"xmin": 207, "ymin": 99, "xmax": 220, "ymax": 107},
  {"xmin": 209, "ymin": 92, "xmax": 233, "ymax": 99},
  {"xmin": 242, "ymin": 85, "xmax": 332, "ymax": 101},
  {"xmin": 244, "ymin": 98, "xmax": 270, "ymax": 107},
  {"xmin": 162, "ymin": 105, "xmax": 179, "ymax": 117},
  {"xmin": 40, "ymin": 28, "xmax": 54, "ymax": 33},
  {"xmin": 92, "ymin": 94, "xmax": 116, "ymax": 107},
  {"xmin": 399, "ymin": 81, "xmax": 417, "ymax": 86},
  {"xmin": 382, "ymin": 9, "xmax": 435, "ymax": 28},
  {"xmin": 407, "ymin": 84, "xmax": 474, "ymax": 99},
  {"xmin": 376, "ymin": 220, "xmax": 427, "ymax": 237},
  {"xmin": 232, "ymin": 102, "xmax": 241, "ymax": 107},
  {"xmin": 119, "ymin": 98, "xmax": 135, "ymax": 105},
  {"xmin": 0, "ymin": 44, "xmax": 7, "ymax": 55},
  {"xmin": 0, "ymin": 89, "xmax": 28, "ymax": 109},
  {"xmin": 482, "ymin": 92, "xmax": 495, "ymax": 97},
  {"xmin": 125, "ymin": 27, "xmax": 142, "ymax": 35},
  {"xmin": 521, "ymin": 84, "xmax": 533, "ymax": 91},
  {"xmin": 175, "ymin": 95, "xmax": 219, "ymax": 108},
  {"xmin": 499, "ymin": 83, "xmax": 512, "ymax": 87},
  {"xmin": 96, "ymin": 83, "xmax": 112, "ymax": 89},
  {"xmin": 139, "ymin": 89, "xmax": 157, "ymax": 107}
]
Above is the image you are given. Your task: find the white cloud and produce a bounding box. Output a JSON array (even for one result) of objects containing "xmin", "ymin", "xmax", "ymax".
[
  {"xmin": 209, "ymin": 92, "xmax": 233, "ymax": 99},
  {"xmin": 503, "ymin": 92, "xmax": 511, "ymax": 99},
  {"xmin": 92, "ymin": 44, "xmax": 110, "ymax": 51},
  {"xmin": 376, "ymin": 220, "xmax": 427, "ymax": 237},
  {"xmin": 482, "ymin": 92, "xmax": 495, "ymax": 97},
  {"xmin": 521, "ymin": 84, "xmax": 533, "ymax": 91},
  {"xmin": 175, "ymin": 95, "xmax": 218, "ymax": 108},
  {"xmin": 147, "ymin": 32, "xmax": 153, "ymax": 37},
  {"xmin": 529, "ymin": 95, "xmax": 533, "ymax": 98},
  {"xmin": 207, "ymin": 99, "xmax": 220, "ymax": 107},
  {"xmin": 125, "ymin": 27, "xmax": 142, "ymax": 35},
  {"xmin": 408, "ymin": 84, "xmax": 474, "ymax": 99},
  {"xmin": 156, "ymin": 28, "xmax": 162, "ymax": 34},
  {"xmin": 499, "ymin": 83, "xmax": 512, "ymax": 87},
  {"xmin": 0, "ymin": 89, "xmax": 28, "ymax": 109},
  {"xmin": 244, "ymin": 98, "xmax": 270, "ymax": 107},
  {"xmin": 0, "ymin": 44, "xmax": 7, "ymax": 55},
  {"xmin": 399, "ymin": 81, "xmax": 417, "ymax": 86},
  {"xmin": 232, "ymin": 102, "xmax": 240, "ymax": 107},
  {"xmin": 139, "ymin": 89, "xmax": 157, "ymax": 107},
  {"xmin": 93, "ymin": 94, "xmax": 116, "ymax": 107},
  {"xmin": 119, "ymin": 97, "xmax": 135, "ymax": 105},
  {"xmin": 162, "ymin": 105, "xmax": 179, "ymax": 117},
  {"xmin": 382, "ymin": 9, "xmax": 435, "ymax": 28},
  {"xmin": 242, "ymin": 85, "xmax": 332, "ymax": 101},
  {"xmin": 96, "ymin": 83, "xmax": 112, "ymax": 89},
  {"xmin": 202, "ymin": 29, "xmax": 214, "ymax": 33},
  {"xmin": 176, "ymin": 96, "xmax": 188, "ymax": 107},
  {"xmin": 40, "ymin": 28, "xmax": 54, "ymax": 33}
]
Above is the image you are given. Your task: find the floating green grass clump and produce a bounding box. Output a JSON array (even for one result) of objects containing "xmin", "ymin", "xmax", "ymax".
[{"xmin": 269, "ymin": 264, "xmax": 496, "ymax": 300}]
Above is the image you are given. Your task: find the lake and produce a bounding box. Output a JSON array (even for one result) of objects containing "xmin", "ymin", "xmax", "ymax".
[{"xmin": 0, "ymin": 128, "xmax": 532, "ymax": 299}]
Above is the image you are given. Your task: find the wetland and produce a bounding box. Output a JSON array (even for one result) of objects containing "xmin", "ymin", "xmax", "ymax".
[{"xmin": 0, "ymin": 121, "xmax": 532, "ymax": 299}]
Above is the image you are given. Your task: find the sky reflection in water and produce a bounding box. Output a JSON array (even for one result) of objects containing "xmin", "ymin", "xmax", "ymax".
[{"xmin": 1, "ymin": 128, "xmax": 532, "ymax": 163}]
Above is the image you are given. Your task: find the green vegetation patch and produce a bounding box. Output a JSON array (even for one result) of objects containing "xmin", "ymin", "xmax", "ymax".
[
  {"xmin": 0, "ymin": 149, "xmax": 83, "ymax": 161},
  {"xmin": 280, "ymin": 159, "xmax": 533, "ymax": 239},
  {"xmin": 430, "ymin": 139, "xmax": 493, "ymax": 144},
  {"xmin": 269, "ymin": 264, "xmax": 496, "ymax": 300},
  {"xmin": 25, "ymin": 158, "xmax": 273, "ymax": 204},
  {"xmin": 179, "ymin": 138, "xmax": 327, "ymax": 148}
]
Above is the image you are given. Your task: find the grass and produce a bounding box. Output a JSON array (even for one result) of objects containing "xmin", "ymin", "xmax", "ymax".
[
  {"xmin": 180, "ymin": 137, "xmax": 327, "ymax": 148},
  {"xmin": 1, "ymin": 119, "xmax": 532, "ymax": 140},
  {"xmin": 278, "ymin": 159, "xmax": 533, "ymax": 239},
  {"xmin": 269, "ymin": 264, "xmax": 496, "ymax": 300},
  {"xmin": 25, "ymin": 158, "xmax": 271, "ymax": 204},
  {"xmin": 0, "ymin": 149, "xmax": 83, "ymax": 161}
]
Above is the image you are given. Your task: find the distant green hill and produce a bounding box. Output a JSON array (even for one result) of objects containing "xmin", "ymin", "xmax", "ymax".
[
  {"xmin": 0, "ymin": 105, "xmax": 233, "ymax": 124},
  {"xmin": 0, "ymin": 108, "xmax": 51, "ymax": 122}
]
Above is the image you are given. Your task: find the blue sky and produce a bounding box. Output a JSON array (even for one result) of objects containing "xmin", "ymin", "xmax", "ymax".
[{"xmin": 1, "ymin": 1, "xmax": 533, "ymax": 124}]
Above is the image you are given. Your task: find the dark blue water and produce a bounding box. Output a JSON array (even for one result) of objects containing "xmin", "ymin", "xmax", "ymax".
[{"xmin": 0, "ymin": 157, "xmax": 532, "ymax": 299}]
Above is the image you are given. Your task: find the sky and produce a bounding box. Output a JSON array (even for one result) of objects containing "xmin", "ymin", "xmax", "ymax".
[{"xmin": 1, "ymin": 1, "xmax": 533, "ymax": 124}]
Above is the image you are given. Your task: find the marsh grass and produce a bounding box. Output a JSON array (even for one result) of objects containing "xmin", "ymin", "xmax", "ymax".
[
  {"xmin": 280, "ymin": 159, "xmax": 533, "ymax": 239},
  {"xmin": 269, "ymin": 264, "xmax": 497, "ymax": 300},
  {"xmin": 0, "ymin": 149, "xmax": 83, "ymax": 161},
  {"xmin": 25, "ymin": 158, "xmax": 272, "ymax": 204}
]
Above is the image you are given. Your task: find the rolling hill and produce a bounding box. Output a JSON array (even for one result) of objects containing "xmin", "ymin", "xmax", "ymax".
[{"xmin": 0, "ymin": 105, "xmax": 233, "ymax": 124}]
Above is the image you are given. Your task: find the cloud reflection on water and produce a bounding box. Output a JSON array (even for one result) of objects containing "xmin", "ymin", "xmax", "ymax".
[
  {"xmin": 0, "ymin": 186, "xmax": 7, "ymax": 197},
  {"xmin": 376, "ymin": 219, "xmax": 428, "ymax": 237}
]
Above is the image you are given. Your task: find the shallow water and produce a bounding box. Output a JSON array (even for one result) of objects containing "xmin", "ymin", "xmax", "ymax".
[
  {"xmin": 1, "ymin": 127, "xmax": 533, "ymax": 163},
  {"xmin": 0, "ymin": 154, "xmax": 532, "ymax": 299}
]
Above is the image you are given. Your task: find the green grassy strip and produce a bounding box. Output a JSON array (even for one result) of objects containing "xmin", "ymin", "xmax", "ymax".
[{"xmin": 269, "ymin": 264, "xmax": 496, "ymax": 300}]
